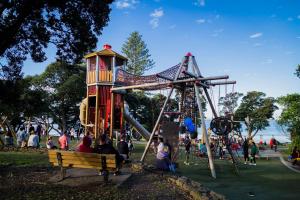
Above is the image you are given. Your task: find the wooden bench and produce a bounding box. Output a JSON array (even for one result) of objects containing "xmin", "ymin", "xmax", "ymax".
[{"xmin": 48, "ymin": 150, "xmax": 117, "ymax": 182}]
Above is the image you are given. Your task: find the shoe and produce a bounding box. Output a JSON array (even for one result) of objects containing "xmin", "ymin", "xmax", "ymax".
[
  {"xmin": 244, "ymin": 162, "xmax": 247, "ymax": 165},
  {"xmin": 114, "ymin": 171, "xmax": 121, "ymax": 176},
  {"xmin": 253, "ymin": 163, "xmax": 256, "ymax": 166},
  {"xmin": 98, "ymin": 171, "xmax": 103, "ymax": 176},
  {"xmin": 249, "ymin": 163, "xmax": 253, "ymax": 165}
]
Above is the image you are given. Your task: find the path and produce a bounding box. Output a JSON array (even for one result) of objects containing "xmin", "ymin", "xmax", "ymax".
[{"xmin": 258, "ymin": 149, "xmax": 300, "ymax": 173}]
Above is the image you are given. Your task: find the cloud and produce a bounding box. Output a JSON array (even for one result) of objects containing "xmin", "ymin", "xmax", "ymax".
[
  {"xmin": 249, "ymin": 32, "xmax": 263, "ymax": 39},
  {"xmin": 297, "ymin": 15, "xmax": 300, "ymax": 19},
  {"xmin": 215, "ymin": 14, "xmax": 220, "ymax": 19},
  {"xmin": 115, "ymin": 0, "xmax": 139, "ymax": 9},
  {"xmin": 211, "ymin": 29, "xmax": 224, "ymax": 37},
  {"xmin": 196, "ymin": 18, "xmax": 206, "ymax": 24},
  {"xmin": 149, "ymin": 8, "xmax": 164, "ymax": 29},
  {"xmin": 287, "ymin": 17, "xmax": 293, "ymax": 21},
  {"xmin": 261, "ymin": 59, "xmax": 273, "ymax": 64},
  {"xmin": 194, "ymin": 0, "xmax": 205, "ymax": 7},
  {"xmin": 297, "ymin": 36, "xmax": 300, "ymax": 39}
]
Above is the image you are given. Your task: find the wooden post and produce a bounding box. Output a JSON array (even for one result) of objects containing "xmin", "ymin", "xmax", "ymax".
[
  {"xmin": 194, "ymin": 85, "xmax": 216, "ymax": 178},
  {"xmin": 191, "ymin": 56, "xmax": 216, "ymax": 178},
  {"xmin": 110, "ymin": 92, "xmax": 114, "ymax": 140},
  {"xmin": 85, "ymin": 59, "xmax": 90, "ymax": 134},
  {"xmin": 56, "ymin": 152, "xmax": 65, "ymax": 180},
  {"xmin": 140, "ymin": 56, "xmax": 188, "ymax": 163},
  {"xmin": 95, "ymin": 85, "xmax": 99, "ymax": 139}
]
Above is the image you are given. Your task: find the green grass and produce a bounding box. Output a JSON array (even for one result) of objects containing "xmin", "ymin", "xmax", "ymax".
[
  {"xmin": 0, "ymin": 151, "xmax": 49, "ymax": 167},
  {"xmin": 132, "ymin": 142, "xmax": 300, "ymax": 200}
]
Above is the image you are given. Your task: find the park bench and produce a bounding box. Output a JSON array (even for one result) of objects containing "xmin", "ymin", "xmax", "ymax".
[{"xmin": 48, "ymin": 150, "xmax": 117, "ymax": 182}]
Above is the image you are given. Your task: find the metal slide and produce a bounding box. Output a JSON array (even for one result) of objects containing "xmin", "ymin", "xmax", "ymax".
[{"xmin": 124, "ymin": 104, "xmax": 151, "ymax": 141}]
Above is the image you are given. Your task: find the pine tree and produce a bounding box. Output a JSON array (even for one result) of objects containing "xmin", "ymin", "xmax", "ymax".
[{"xmin": 122, "ymin": 31, "xmax": 155, "ymax": 75}]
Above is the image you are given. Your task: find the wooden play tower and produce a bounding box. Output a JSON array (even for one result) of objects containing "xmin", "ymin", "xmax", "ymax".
[{"xmin": 82, "ymin": 44, "xmax": 127, "ymax": 139}]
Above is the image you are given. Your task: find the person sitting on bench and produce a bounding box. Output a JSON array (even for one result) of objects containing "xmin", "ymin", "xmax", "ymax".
[
  {"xmin": 117, "ymin": 135, "xmax": 129, "ymax": 160},
  {"xmin": 76, "ymin": 135, "xmax": 93, "ymax": 153},
  {"xmin": 291, "ymin": 146, "xmax": 300, "ymax": 165},
  {"xmin": 94, "ymin": 134, "xmax": 124, "ymax": 175}
]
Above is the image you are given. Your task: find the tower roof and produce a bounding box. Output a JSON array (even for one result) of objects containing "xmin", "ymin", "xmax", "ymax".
[{"xmin": 84, "ymin": 48, "xmax": 127, "ymax": 60}]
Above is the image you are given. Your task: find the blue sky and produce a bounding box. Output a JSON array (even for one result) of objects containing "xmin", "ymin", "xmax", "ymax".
[{"xmin": 23, "ymin": 0, "xmax": 300, "ymax": 104}]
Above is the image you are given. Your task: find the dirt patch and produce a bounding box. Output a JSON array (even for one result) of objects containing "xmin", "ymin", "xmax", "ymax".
[{"xmin": 0, "ymin": 166, "xmax": 191, "ymax": 200}]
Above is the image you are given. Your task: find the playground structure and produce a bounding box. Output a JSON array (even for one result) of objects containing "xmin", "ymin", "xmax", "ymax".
[{"xmin": 79, "ymin": 44, "xmax": 236, "ymax": 178}]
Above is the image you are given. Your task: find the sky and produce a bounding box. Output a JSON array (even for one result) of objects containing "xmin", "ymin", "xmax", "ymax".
[{"xmin": 23, "ymin": 0, "xmax": 300, "ymax": 118}]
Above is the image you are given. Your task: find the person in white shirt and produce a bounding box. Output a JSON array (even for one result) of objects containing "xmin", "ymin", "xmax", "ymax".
[{"xmin": 28, "ymin": 131, "xmax": 39, "ymax": 148}]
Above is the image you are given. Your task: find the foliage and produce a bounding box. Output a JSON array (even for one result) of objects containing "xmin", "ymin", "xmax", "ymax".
[
  {"xmin": 0, "ymin": 77, "xmax": 48, "ymax": 131},
  {"xmin": 218, "ymin": 92, "xmax": 243, "ymax": 115},
  {"xmin": 33, "ymin": 61, "xmax": 86, "ymax": 132},
  {"xmin": 235, "ymin": 91, "xmax": 278, "ymax": 138},
  {"xmin": 277, "ymin": 93, "xmax": 300, "ymax": 139},
  {"xmin": 295, "ymin": 64, "xmax": 300, "ymax": 79},
  {"xmin": 122, "ymin": 31, "xmax": 155, "ymax": 75},
  {"xmin": 124, "ymin": 91, "xmax": 178, "ymax": 131},
  {"xmin": 0, "ymin": 0, "xmax": 113, "ymax": 80}
]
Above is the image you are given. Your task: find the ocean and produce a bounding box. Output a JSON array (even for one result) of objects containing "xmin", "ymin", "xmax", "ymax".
[{"xmin": 202, "ymin": 119, "xmax": 291, "ymax": 143}]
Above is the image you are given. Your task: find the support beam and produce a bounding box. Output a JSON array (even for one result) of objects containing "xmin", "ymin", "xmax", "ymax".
[
  {"xmin": 208, "ymin": 81, "xmax": 236, "ymax": 86},
  {"xmin": 194, "ymin": 86, "xmax": 216, "ymax": 179},
  {"xmin": 191, "ymin": 56, "xmax": 216, "ymax": 178},
  {"xmin": 111, "ymin": 75, "xmax": 229, "ymax": 91}
]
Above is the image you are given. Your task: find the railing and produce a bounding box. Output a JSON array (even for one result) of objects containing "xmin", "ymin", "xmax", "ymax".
[{"xmin": 87, "ymin": 70, "xmax": 113, "ymax": 84}]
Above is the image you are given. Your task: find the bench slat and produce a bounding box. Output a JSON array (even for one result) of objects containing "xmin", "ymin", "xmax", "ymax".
[
  {"xmin": 50, "ymin": 162, "xmax": 116, "ymax": 169},
  {"xmin": 48, "ymin": 150, "xmax": 116, "ymax": 159},
  {"xmin": 48, "ymin": 155, "xmax": 116, "ymax": 164},
  {"xmin": 49, "ymin": 159, "xmax": 116, "ymax": 167}
]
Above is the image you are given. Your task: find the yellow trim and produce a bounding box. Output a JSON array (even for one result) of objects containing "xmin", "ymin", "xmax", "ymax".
[{"xmin": 84, "ymin": 49, "xmax": 127, "ymax": 60}]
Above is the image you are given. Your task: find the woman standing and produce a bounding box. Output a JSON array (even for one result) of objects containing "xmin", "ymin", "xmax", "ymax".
[
  {"xmin": 250, "ymin": 141, "xmax": 258, "ymax": 166},
  {"xmin": 243, "ymin": 138, "xmax": 249, "ymax": 164}
]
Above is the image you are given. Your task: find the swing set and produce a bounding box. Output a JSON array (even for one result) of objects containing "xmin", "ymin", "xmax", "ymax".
[{"xmin": 111, "ymin": 52, "xmax": 236, "ymax": 178}]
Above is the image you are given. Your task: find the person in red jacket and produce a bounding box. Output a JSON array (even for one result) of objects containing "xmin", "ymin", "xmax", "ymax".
[{"xmin": 76, "ymin": 135, "xmax": 93, "ymax": 153}]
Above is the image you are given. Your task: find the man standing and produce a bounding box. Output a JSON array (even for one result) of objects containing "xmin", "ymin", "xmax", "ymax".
[{"xmin": 184, "ymin": 135, "xmax": 191, "ymax": 165}]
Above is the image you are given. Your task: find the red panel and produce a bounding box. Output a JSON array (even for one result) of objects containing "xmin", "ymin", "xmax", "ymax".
[{"xmin": 88, "ymin": 85, "xmax": 96, "ymax": 95}]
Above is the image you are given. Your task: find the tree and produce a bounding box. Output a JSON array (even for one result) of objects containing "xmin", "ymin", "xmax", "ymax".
[
  {"xmin": 33, "ymin": 61, "xmax": 86, "ymax": 133},
  {"xmin": 235, "ymin": 91, "xmax": 278, "ymax": 138},
  {"xmin": 295, "ymin": 64, "xmax": 300, "ymax": 79},
  {"xmin": 0, "ymin": 0, "xmax": 113, "ymax": 80},
  {"xmin": 218, "ymin": 92, "xmax": 243, "ymax": 115},
  {"xmin": 0, "ymin": 77, "xmax": 48, "ymax": 133},
  {"xmin": 122, "ymin": 31, "xmax": 155, "ymax": 75},
  {"xmin": 277, "ymin": 94, "xmax": 300, "ymax": 139}
]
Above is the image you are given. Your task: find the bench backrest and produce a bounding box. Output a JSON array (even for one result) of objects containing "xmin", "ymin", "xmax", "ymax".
[{"xmin": 48, "ymin": 150, "xmax": 117, "ymax": 170}]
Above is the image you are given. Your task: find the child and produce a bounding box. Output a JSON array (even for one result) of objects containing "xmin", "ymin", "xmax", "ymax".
[{"xmin": 46, "ymin": 136, "xmax": 57, "ymax": 149}]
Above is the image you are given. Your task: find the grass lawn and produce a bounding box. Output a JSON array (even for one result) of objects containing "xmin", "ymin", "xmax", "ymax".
[
  {"xmin": 0, "ymin": 151, "xmax": 49, "ymax": 167},
  {"xmin": 132, "ymin": 142, "xmax": 300, "ymax": 200}
]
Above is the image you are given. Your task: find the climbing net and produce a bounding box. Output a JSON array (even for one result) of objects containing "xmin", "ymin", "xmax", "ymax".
[{"xmin": 115, "ymin": 63, "xmax": 184, "ymax": 90}]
